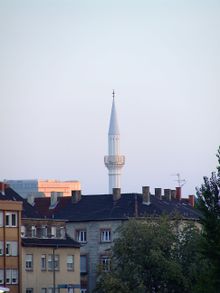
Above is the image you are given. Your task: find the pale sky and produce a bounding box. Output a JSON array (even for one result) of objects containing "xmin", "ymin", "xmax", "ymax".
[{"xmin": 0, "ymin": 0, "xmax": 220, "ymax": 196}]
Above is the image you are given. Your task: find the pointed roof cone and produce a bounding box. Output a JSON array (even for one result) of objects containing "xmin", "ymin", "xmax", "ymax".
[{"xmin": 108, "ymin": 93, "xmax": 120, "ymax": 135}]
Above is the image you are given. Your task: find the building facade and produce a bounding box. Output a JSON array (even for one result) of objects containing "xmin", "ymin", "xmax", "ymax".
[
  {"xmin": 34, "ymin": 187, "xmax": 199, "ymax": 293},
  {"xmin": 5, "ymin": 180, "xmax": 81, "ymax": 198},
  {"xmin": 21, "ymin": 219, "xmax": 81, "ymax": 293},
  {"xmin": 0, "ymin": 182, "xmax": 23, "ymax": 293},
  {"xmin": 0, "ymin": 183, "xmax": 81, "ymax": 293}
]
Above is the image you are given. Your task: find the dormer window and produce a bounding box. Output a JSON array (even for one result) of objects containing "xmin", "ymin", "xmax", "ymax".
[
  {"xmin": 31, "ymin": 226, "xmax": 36, "ymax": 238},
  {"xmin": 21, "ymin": 226, "xmax": 26, "ymax": 238},
  {"xmin": 51, "ymin": 226, "xmax": 56, "ymax": 238},
  {"xmin": 41, "ymin": 226, "xmax": 47, "ymax": 238}
]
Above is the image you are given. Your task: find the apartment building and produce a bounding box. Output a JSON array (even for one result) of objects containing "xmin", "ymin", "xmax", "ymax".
[
  {"xmin": 34, "ymin": 187, "xmax": 200, "ymax": 293},
  {"xmin": 21, "ymin": 218, "xmax": 81, "ymax": 293},
  {"xmin": 0, "ymin": 182, "xmax": 81, "ymax": 293},
  {"xmin": 0, "ymin": 182, "xmax": 22, "ymax": 293}
]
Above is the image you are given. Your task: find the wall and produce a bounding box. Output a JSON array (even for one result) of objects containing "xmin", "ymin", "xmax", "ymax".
[
  {"xmin": 66, "ymin": 220, "xmax": 124, "ymax": 293},
  {"xmin": 22, "ymin": 247, "xmax": 80, "ymax": 293}
]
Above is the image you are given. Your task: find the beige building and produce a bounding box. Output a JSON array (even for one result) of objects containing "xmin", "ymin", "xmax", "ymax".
[
  {"xmin": 38, "ymin": 180, "xmax": 81, "ymax": 197},
  {"xmin": 21, "ymin": 218, "xmax": 81, "ymax": 293},
  {"xmin": 0, "ymin": 182, "xmax": 23, "ymax": 293}
]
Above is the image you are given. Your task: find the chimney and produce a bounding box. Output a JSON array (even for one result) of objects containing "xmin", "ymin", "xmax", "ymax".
[
  {"xmin": 176, "ymin": 187, "xmax": 181, "ymax": 201},
  {"xmin": 50, "ymin": 191, "xmax": 63, "ymax": 207},
  {"xmin": 171, "ymin": 189, "xmax": 177, "ymax": 200},
  {"xmin": 27, "ymin": 194, "xmax": 35, "ymax": 206},
  {"xmin": 164, "ymin": 189, "xmax": 171, "ymax": 201},
  {"xmin": 142, "ymin": 186, "xmax": 150, "ymax": 205},
  {"xmin": 0, "ymin": 182, "xmax": 5, "ymax": 195},
  {"xmin": 112, "ymin": 188, "xmax": 121, "ymax": 201},
  {"xmin": 72, "ymin": 190, "xmax": 81, "ymax": 203},
  {"xmin": 188, "ymin": 195, "xmax": 195, "ymax": 207},
  {"xmin": 155, "ymin": 188, "xmax": 162, "ymax": 200}
]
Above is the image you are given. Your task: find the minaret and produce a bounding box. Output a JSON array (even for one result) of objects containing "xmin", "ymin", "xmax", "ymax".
[{"xmin": 104, "ymin": 91, "xmax": 125, "ymax": 194}]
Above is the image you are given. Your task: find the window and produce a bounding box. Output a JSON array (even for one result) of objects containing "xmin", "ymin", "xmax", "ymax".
[
  {"xmin": 51, "ymin": 226, "xmax": 56, "ymax": 238},
  {"xmin": 76, "ymin": 230, "xmax": 87, "ymax": 243},
  {"xmin": 21, "ymin": 225, "xmax": 26, "ymax": 237},
  {"xmin": 31, "ymin": 226, "xmax": 36, "ymax": 237},
  {"xmin": 48, "ymin": 254, "xmax": 59, "ymax": 271},
  {"xmin": 67, "ymin": 255, "xmax": 74, "ymax": 271},
  {"xmin": 6, "ymin": 242, "xmax": 10, "ymax": 256},
  {"xmin": 5, "ymin": 214, "xmax": 9, "ymax": 226},
  {"xmin": 100, "ymin": 256, "xmax": 111, "ymax": 272},
  {"xmin": 60, "ymin": 227, "xmax": 65, "ymax": 238},
  {"xmin": 12, "ymin": 213, "xmax": 16, "ymax": 226},
  {"xmin": 26, "ymin": 289, "xmax": 33, "ymax": 293},
  {"xmin": 12, "ymin": 269, "xmax": 18, "ymax": 284},
  {"xmin": 56, "ymin": 226, "xmax": 65, "ymax": 239},
  {"xmin": 100, "ymin": 229, "xmax": 111, "ymax": 242},
  {"xmin": 42, "ymin": 226, "xmax": 47, "ymax": 238},
  {"xmin": 54, "ymin": 254, "xmax": 59, "ymax": 271},
  {"xmin": 25, "ymin": 254, "xmax": 33, "ymax": 270},
  {"xmin": 6, "ymin": 269, "xmax": 11, "ymax": 284},
  {"xmin": 41, "ymin": 289, "xmax": 47, "ymax": 293},
  {"xmin": 0, "ymin": 270, "xmax": 4, "ymax": 284},
  {"xmin": 6, "ymin": 269, "xmax": 18, "ymax": 284},
  {"xmin": 0, "ymin": 211, "xmax": 3, "ymax": 227},
  {"xmin": 0, "ymin": 241, "xmax": 3, "ymax": 255},
  {"xmin": 6, "ymin": 241, "xmax": 18, "ymax": 256},
  {"xmin": 48, "ymin": 254, "xmax": 53, "ymax": 270},
  {"xmin": 5, "ymin": 212, "xmax": 17, "ymax": 227},
  {"xmin": 80, "ymin": 255, "xmax": 87, "ymax": 273},
  {"xmin": 68, "ymin": 289, "xmax": 74, "ymax": 293},
  {"xmin": 80, "ymin": 289, "xmax": 87, "ymax": 293},
  {"xmin": 41, "ymin": 254, "xmax": 46, "ymax": 270}
]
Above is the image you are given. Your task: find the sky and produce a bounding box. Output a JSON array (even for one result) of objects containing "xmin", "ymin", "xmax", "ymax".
[{"xmin": 0, "ymin": 0, "xmax": 220, "ymax": 196}]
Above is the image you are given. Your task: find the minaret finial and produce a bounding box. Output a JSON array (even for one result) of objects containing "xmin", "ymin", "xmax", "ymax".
[{"xmin": 112, "ymin": 89, "xmax": 115, "ymax": 99}]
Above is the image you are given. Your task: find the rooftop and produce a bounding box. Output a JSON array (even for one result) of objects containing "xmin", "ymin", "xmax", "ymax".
[
  {"xmin": 34, "ymin": 192, "xmax": 200, "ymax": 222},
  {"xmin": 0, "ymin": 185, "xmax": 41, "ymax": 218}
]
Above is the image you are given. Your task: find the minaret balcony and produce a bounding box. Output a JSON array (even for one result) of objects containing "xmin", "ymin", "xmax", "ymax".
[{"xmin": 104, "ymin": 155, "xmax": 125, "ymax": 167}]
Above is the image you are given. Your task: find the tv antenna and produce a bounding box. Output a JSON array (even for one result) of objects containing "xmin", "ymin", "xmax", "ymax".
[{"xmin": 171, "ymin": 173, "xmax": 186, "ymax": 187}]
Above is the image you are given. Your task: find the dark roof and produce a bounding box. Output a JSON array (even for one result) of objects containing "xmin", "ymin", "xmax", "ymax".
[
  {"xmin": 22, "ymin": 235, "xmax": 80, "ymax": 248},
  {"xmin": 0, "ymin": 187, "xmax": 41, "ymax": 218},
  {"xmin": 34, "ymin": 193, "xmax": 201, "ymax": 222}
]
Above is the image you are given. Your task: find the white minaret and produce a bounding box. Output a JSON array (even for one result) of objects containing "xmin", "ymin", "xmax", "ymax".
[{"xmin": 104, "ymin": 91, "xmax": 125, "ymax": 194}]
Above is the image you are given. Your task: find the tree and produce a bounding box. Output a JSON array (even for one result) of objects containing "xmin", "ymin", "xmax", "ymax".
[
  {"xmin": 196, "ymin": 146, "xmax": 220, "ymax": 292},
  {"xmin": 94, "ymin": 217, "xmax": 204, "ymax": 293}
]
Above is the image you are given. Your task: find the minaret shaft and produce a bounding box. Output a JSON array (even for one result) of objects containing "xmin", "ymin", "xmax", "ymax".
[
  {"xmin": 108, "ymin": 135, "xmax": 120, "ymax": 155},
  {"xmin": 104, "ymin": 94, "xmax": 125, "ymax": 194}
]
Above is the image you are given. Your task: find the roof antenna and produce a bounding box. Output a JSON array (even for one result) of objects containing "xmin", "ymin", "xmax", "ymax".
[
  {"xmin": 112, "ymin": 89, "xmax": 115, "ymax": 99},
  {"xmin": 171, "ymin": 173, "xmax": 186, "ymax": 187}
]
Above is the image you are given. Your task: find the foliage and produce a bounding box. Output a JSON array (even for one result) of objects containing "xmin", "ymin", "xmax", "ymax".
[
  {"xmin": 196, "ymin": 146, "xmax": 220, "ymax": 292},
  {"xmin": 94, "ymin": 217, "xmax": 205, "ymax": 293}
]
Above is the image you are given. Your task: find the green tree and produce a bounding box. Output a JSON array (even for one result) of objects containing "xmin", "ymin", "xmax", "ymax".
[
  {"xmin": 94, "ymin": 217, "xmax": 204, "ymax": 293},
  {"xmin": 196, "ymin": 146, "xmax": 220, "ymax": 292}
]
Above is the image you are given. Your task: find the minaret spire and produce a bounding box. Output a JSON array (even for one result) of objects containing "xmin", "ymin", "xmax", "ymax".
[{"xmin": 104, "ymin": 92, "xmax": 125, "ymax": 194}]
